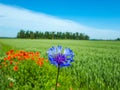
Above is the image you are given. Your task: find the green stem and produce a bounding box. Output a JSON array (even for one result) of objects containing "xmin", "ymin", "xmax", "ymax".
[{"xmin": 55, "ymin": 65, "xmax": 60, "ymax": 90}]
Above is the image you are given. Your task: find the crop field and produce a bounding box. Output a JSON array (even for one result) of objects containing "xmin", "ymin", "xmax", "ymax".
[{"xmin": 0, "ymin": 39, "xmax": 120, "ymax": 90}]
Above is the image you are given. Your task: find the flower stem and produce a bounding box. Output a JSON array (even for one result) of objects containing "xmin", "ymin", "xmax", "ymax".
[{"xmin": 55, "ymin": 65, "xmax": 60, "ymax": 90}]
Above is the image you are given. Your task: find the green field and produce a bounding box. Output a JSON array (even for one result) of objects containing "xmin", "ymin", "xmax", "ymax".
[{"xmin": 0, "ymin": 39, "xmax": 120, "ymax": 90}]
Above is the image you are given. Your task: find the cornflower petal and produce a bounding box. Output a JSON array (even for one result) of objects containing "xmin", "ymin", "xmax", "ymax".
[
  {"xmin": 57, "ymin": 46, "xmax": 62, "ymax": 53},
  {"xmin": 47, "ymin": 46, "xmax": 74, "ymax": 68}
]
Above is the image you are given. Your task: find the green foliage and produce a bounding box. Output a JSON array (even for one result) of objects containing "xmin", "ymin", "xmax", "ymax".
[
  {"xmin": 17, "ymin": 30, "xmax": 90, "ymax": 40},
  {"xmin": 0, "ymin": 39, "xmax": 120, "ymax": 90}
]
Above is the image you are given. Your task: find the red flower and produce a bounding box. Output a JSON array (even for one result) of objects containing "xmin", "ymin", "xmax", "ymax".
[
  {"xmin": 10, "ymin": 50, "xmax": 14, "ymax": 54},
  {"xmin": 7, "ymin": 55, "xmax": 11, "ymax": 60},
  {"xmin": 13, "ymin": 66, "xmax": 18, "ymax": 71},
  {"xmin": 36, "ymin": 58, "xmax": 44, "ymax": 66}
]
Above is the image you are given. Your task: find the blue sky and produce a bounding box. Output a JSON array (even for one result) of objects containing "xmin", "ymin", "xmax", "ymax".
[{"xmin": 0, "ymin": 0, "xmax": 120, "ymax": 39}]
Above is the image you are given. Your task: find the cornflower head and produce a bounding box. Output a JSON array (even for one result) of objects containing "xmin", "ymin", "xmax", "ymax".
[
  {"xmin": 47, "ymin": 46, "xmax": 74, "ymax": 68},
  {"xmin": 47, "ymin": 46, "xmax": 74, "ymax": 90}
]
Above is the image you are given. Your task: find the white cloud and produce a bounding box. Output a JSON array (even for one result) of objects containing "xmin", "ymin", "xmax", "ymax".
[{"xmin": 0, "ymin": 3, "xmax": 120, "ymax": 39}]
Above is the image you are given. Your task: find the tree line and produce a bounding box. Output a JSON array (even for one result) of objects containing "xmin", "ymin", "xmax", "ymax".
[
  {"xmin": 116, "ymin": 38, "xmax": 120, "ymax": 41},
  {"xmin": 17, "ymin": 29, "xmax": 90, "ymax": 40}
]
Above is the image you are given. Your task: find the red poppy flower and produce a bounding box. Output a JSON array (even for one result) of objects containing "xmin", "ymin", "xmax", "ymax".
[{"xmin": 13, "ymin": 66, "xmax": 18, "ymax": 71}]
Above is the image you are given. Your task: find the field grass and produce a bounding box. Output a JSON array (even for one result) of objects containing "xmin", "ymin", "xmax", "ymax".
[{"xmin": 0, "ymin": 39, "xmax": 120, "ymax": 90}]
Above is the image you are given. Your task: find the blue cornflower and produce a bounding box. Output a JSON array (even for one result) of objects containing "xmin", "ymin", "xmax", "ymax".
[{"xmin": 47, "ymin": 46, "xmax": 74, "ymax": 68}]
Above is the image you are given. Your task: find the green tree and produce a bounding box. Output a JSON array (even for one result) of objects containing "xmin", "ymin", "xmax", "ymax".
[
  {"xmin": 30, "ymin": 31, "xmax": 34, "ymax": 39},
  {"xmin": 25, "ymin": 30, "xmax": 30, "ymax": 38},
  {"xmin": 75, "ymin": 32, "xmax": 79, "ymax": 40},
  {"xmin": 34, "ymin": 31, "xmax": 39, "ymax": 39},
  {"xmin": 52, "ymin": 31, "xmax": 55, "ymax": 39},
  {"xmin": 19, "ymin": 29, "xmax": 25, "ymax": 38},
  {"xmin": 84, "ymin": 35, "xmax": 89, "ymax": 40}
]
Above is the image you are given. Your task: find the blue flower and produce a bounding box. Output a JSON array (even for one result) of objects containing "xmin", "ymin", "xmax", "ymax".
[{"xmin": 47, "ymin": 46, "xmax": 74, "ymax": 68}]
